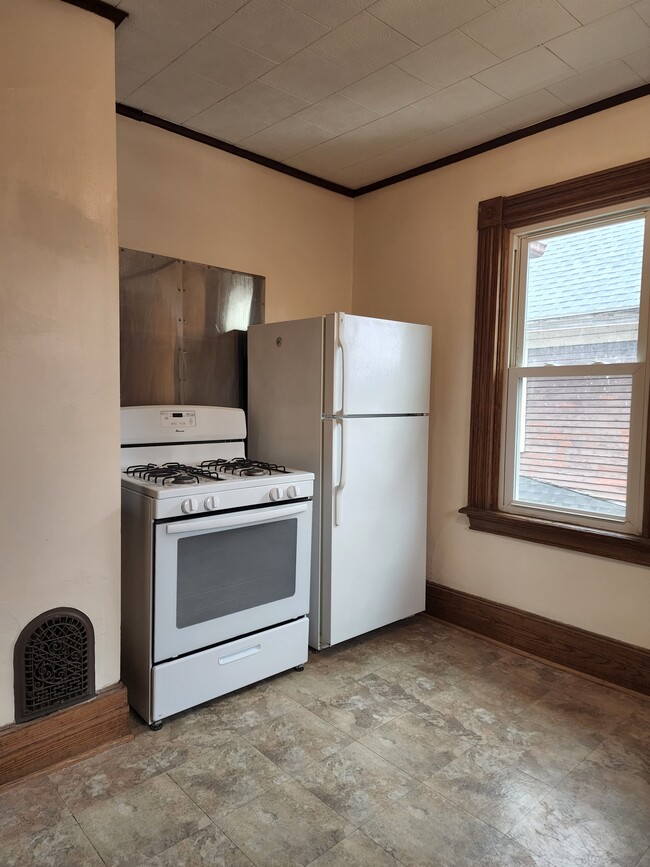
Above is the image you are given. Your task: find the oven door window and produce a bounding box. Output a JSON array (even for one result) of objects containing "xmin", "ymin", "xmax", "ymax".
[{"xmin": 176, "ymin": 519, "xmax": 297, "ymax": 628}]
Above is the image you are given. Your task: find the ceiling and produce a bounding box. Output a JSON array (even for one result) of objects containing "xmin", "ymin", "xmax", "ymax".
[{"xmin": 109, "ymin": 0, "xmax": 650, "ymax": 192}]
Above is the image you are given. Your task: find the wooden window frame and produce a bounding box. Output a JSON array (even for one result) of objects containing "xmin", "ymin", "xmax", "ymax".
[{"xmin": 460, "ymin": 156, "xmax": 650, "ymax": 567}]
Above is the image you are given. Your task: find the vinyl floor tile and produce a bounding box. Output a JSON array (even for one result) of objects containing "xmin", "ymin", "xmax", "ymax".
[
  {"xmin": 243, "ymin": 704, "xmax": 351, "ymax": 774},
  {"xmin": 308, "ymin": 828, "xmax": 402, "ymax": 865},
  {"xmin": 0, "ymin": 776, "xmax": 68, "ymax": 844},
  {"xmin": 475, "ymin": 834, "xmax": 552, "ymax": 866},
  {"xmin": 76, "ymin": 773, "xmax": 211, "ymax": 867},
  {"xmin": 49, "ymin": 738, "xmax": 163, "ymax": 815},
  {"xmin": 295, "ymin": 740, "xmax": 417, "ymax": 826},
  {"xmin": 481, "ymin": 715, "xmax": 594, "ymax": 785},
  {"xmin": 362, "ymin": 784, "xmax": 503, "ymax": 867},
  {"xmin": 509, "ymin": 788, "xmax": 649, "ymax": 867},
  {"xmin": 135, "ymin": 706, "xmax": 239, "ymax": 771},
  {"xmin": 0, "ymin": 811, "xmax": 103, "ymax": 867},
  {"xmin": 168, "ymin": 736, "xmax": 290, "ymax": 820},
  {"xmin": 305, "ymin": 681, "xmax": 407, "ymax": 738},
  {"xmin": 216, "ymin": 779, "xmax": 354, "ymax": 867},
  {"xmin": 358, "ymin": 711, "xmax": 469, "ymax": 781},
  {"xmin": 424, "ymin": 746, "xmax": 551, "ymax": 833},
  {"xmin": 204, "ymin": 681, "xmax": 301, "ymax": 731},
  {"xmin": 138, "ymin": 825, "xmax": 254, "ymax": 866}
]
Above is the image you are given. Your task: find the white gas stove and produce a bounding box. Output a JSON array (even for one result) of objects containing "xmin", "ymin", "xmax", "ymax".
[{"xmin": 120, "ymin": 405, "xmax": 314, "ymax": 728}]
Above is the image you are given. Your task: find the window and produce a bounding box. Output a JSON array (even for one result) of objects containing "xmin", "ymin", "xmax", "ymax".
[{"xmin": 461, "ymin": 157, "xmax": 650, "ymax": 566}]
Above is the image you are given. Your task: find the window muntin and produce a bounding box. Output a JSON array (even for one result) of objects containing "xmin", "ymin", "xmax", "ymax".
[{"xmin": 502, "ymin": 208, "xmax": 650, "ymax": 533}]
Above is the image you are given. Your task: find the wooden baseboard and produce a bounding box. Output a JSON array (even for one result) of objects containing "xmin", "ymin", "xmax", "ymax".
[
  {"xmin": 426, "ymin": 582, "xmax": 650, "ymax": 696},
  {"xmin": 0, "ymin": 683, "xmax": 132, "ymax": 787}
]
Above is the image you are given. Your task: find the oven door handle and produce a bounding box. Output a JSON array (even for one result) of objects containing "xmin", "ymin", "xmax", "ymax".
[{"xmin": 165, "ymin": 503, "xmax": 308, "ymax": 535}]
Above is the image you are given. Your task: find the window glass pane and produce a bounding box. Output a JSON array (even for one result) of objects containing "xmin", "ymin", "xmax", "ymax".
[
  {"xmin": 522, "ymin": 219, "xmax": 645, "ymax": 366},
  {"xmin": 513, "ymin": 375, "xmax": 631, "ymax": 519}
]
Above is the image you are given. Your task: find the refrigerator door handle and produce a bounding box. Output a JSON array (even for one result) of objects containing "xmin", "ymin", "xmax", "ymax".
[
  {"xmin": 335, "ymin": 313, "xmax": 346, "ymax": 415},
  {"xmin": 334, "ymin": 417, "xmax": 347, "ymax": 526}
]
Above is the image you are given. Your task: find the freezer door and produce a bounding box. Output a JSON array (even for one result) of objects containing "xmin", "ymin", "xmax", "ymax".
[
  {"xmin": 321, "ymin": 415, "xmax": 428, "ymax": 648},
  {"xmin": 324, "ymin": 313, "xmax": 432, "ymax": 416}
]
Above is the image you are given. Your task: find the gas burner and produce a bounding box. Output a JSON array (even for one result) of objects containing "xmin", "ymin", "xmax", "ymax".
[
  {"xmin": 200, "ymin": 458, "xmax": 289, "ymax": 476},
  {"xmin": 167, "ymin": 474, "xmax": 199, "ymax": 486}
]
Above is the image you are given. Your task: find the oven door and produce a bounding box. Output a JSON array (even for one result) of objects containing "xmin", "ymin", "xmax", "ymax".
[{"xmin": 153, "ymin": 501, "xmax": 312, "ymax": 662}]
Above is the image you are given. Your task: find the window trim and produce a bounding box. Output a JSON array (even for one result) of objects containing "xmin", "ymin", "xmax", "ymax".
[{"xmin": 460, "ymin": 156, "xmax": 650, "ymax": 567}]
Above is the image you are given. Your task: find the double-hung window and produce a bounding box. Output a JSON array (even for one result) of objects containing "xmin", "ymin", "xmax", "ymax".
[{"xmin": 461, "ymin": 158, "xmax": 650, "ymax": 565}]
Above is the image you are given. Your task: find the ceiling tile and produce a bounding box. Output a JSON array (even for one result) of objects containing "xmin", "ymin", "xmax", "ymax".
[
  {"xmin": 395, "ymin": 29, "xmax": 500, "ymax": 88},
  {"xmin": 556, "ymin": 0, "xmax": 638, "ymax": 24},
  {"xmin": 260, "ymin": 50, "xmax": 358, "ymax": 102},
  {"xmin": 172, "ymin": 34, "xmax": 276, "ymax": 92},
  {"xmin": 293, "ymin": 93, "xmax": 380, "ymax": 134},
  {"xmin": 214, "ymin": 0, "xmax": 328, "ymax": 63},
  {"xmin": 118, "ymin": 0, "xmax": 247, "ymax": 44},
  {"xmin": 414, "ymin": 78, "xmax": 506, "ymax": 125},
  {"xmin": 636, "ymin": 0, "xmax": 650, "ymax": 24},
  {"xmin": 287, "ymin": 105, "xmax": 440, "ymax": 173},
  {"xmin": 239, "ymin": 117, "xmax": 332, "ymax": 160},
  {"xmin": 368, "ymin": 0, "xmax": 492, "ymax": 46},
  {"xmin": 462, "ymin": 0, "xmax": 580, "ymax": 60},
  {"xmin": 198, "ymin": 81, "xmax": 308, "ymax": 125},
  {"xmin": 547, "ymin": 59, "xmax": 643, "ymax": 105},
  {"xmin": 115, "ymin": 21, "xmax": 186, "ymax": 76},
  {"xmin": 428, "ymin": 113, "xmax": 510, "ymax": 150},
  {"xmin": 188, "ymin": 103, "xmax": 270, "ymax": 142},
  {"xmin": 116, "ymin": 64, "xmax": 152, "ymax": 102},
  {"xmin": 474, "ymin": 46, "xmax": 575, "ymax": 99},
  {"xmin": 309, "ymin": 11, "xmax": 418, "ymax": 76},
  {"xmin": 625, "ymin": 47, "xmax": 650, "ymax": 79},
  {"xmin": 340, "ymin": 64, "xmax": 435, "ymax": 115},
  {"xmin": 125, "ymin": 64, "xmax": 229, "ymax": 123},
  {"xmin": 484, "ymin": 88, "xmax": 569, "ymax": 129},
  {"xmin": 282, "ymin": 0, "xmax": 375, "ymax": 27},
  {"xmin": 285, "ymin": 139, "xmax": 363, "ymax": 175},
  {"xmin": 545, "ymin": 7, "xmax": 650, "ymax": 71}
]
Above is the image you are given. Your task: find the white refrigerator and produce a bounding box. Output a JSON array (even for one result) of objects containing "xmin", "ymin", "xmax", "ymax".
[{"xmin": 247, "ymin": 313, "xmax": 432, "ymax": 649}]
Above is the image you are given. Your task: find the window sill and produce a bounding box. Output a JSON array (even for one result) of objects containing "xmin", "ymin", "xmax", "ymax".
[{"xmin": 459, "ymin": 506, "xmax": 650, "ymax": 567}]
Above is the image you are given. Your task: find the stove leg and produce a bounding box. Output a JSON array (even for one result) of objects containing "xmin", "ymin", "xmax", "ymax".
[
  {"xmin": 294, "ymin": 664, "xmax": 305, "ymax": 671},
  {"xmin": 149, "ymin": 720, "xmax": 164, "ymax": 731}
]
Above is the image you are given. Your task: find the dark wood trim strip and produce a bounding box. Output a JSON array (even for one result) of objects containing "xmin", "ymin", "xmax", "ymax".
[
  {"xmin": 354, "ymin": 84, "xmax": 650, "ymax": 197},
  {"xmin": 460, "ymin": 506, "xmax": 650, "ymax": 567},
  {"xmin": 0, "ymin": 683, "xmax": 131, "ymax": 787},
  {"xmin": 60, "ymin": 0, "xmax": 128, "ymax": 27},
  {"xmin": 426, "ymin": 581, "xmax": 650, "ymax": 696},
  {"xmin": 116, "ymin": 104, "xmax": 355, "ymax": 198},
  {"xmin": 503, "ymin": 156, "xmax": 650, "ymax": 227}
]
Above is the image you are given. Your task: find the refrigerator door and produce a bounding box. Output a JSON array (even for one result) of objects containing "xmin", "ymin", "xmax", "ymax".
[
  {"xmin": 324, "ymin": 313, "xmax": 432, "ymax": 416},
  {"xmin": 321, "ymin": 415, "xmax": 428, "ymax": 648}
]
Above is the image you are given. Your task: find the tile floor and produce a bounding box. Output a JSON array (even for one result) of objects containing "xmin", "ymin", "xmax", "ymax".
[{"xmin": 2, "ymin": 615, "xmax": 649, "ymax": 866}]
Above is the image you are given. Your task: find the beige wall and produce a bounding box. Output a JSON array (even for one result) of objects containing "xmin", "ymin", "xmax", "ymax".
[
  {"xmin": 0, "ymin": 0, "xmax": 121, "ymax": 725},
  {"xmin": 117, "ymin": 117, "xmax": 354, "ymax": 322},
  {"xmin": 353, "ymin": 97, "xmax": 650, "ymax": 650}
]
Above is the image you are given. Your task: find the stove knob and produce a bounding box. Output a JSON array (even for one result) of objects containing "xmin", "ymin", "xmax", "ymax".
[
  {"xmin": 269, "ymin": 487, "xmax": 284, "ymax": 501},
  {"xmin": 287, "ymin": 485, "xmax": 300, "ymax": 499},
  {"xmin": 181, "ymin": 498, "xmax": 198, "ymax": 514},
  {"xmin": 204, "ymin": 495, "xmax": 219, "ymax": 511}
]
